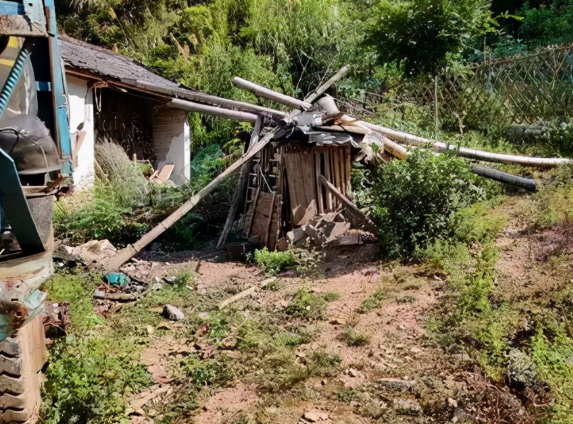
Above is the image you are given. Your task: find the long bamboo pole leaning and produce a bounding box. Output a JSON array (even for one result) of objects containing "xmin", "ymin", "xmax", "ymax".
[
  {"xmin": 233, "ymin": 77, "xmax": 313, "ymax": 111},
  {"xmin": 104, "ymin": 130, "xmax": 277, "ymax": 272}
]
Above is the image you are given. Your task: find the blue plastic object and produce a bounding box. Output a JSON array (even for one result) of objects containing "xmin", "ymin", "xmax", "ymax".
[{"xmin": 105, "ymin": 272, "xmax": 131, "ymax": 286}]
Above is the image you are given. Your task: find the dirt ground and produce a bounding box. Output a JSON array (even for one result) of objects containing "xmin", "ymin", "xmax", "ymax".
[{"xmin": 117, "ymin": 222, "xmax": 542, "ymax": 424}]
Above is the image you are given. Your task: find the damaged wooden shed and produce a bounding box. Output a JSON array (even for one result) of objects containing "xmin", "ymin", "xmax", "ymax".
[{"xmin": 240, "ymin": 96, "xmax": 379, "ymax": 250}]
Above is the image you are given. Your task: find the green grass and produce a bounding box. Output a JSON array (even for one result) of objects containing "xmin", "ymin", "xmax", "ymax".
[
  {"xmin": 285, "ymin": 289, "xmax": 340, "ymax": 320},
  {"xmin": 357, "ymin": 288, "xmax": 386, "ymax": 314},
  {"xmin": 340, "ymin": 327, "xmax": 370, "ymax": 347}
]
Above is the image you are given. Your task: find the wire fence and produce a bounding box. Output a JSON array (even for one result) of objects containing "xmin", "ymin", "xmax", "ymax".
[{"xmin": 359, "ymin": 44, "xmax": 573, "ymax": 133}]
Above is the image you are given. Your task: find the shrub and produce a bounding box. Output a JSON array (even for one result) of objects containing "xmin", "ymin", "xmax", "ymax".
[
  {"xmin": 286, "ymin": 289, "xmax": 340, "ymax": 320},
  {"xmin": 371, "ymin": 150, "xmax": 491, "ymax": 258},
  {"xmin": 254, "ymin": 248, "xmax": 298, "ymax": 275}
]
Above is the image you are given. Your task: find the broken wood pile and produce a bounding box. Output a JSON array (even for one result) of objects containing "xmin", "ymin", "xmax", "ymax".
[{"xmin": 103, "ymin": 67, "xmax": 571, "ymax": 272}]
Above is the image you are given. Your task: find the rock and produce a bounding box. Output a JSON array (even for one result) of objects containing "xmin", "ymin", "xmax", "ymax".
[
  {"xmin": 163, "ymin": 275, "xmax": 177, "ymax": 285},
  {"xmin": 197, "ymin": 312, "xmax": 210, "ymax": 320},
  {"xmin": 303, "ymin": 411, "xmax": 320, "ymax": 422},
  {"xmin": 410, "ymin": 346, "xmax": 421, "ymax": 354},
  {"xmin": 330, "ymin": 318, "xmax": 346, "ymax": 325},
  {"xmin": 392, "ymin": 399, "xmax": 422, "ymax": 416},
  {"xmin": 162, "ymin": 305, "xmax": 185, "ymax": 321},
  {"xmin": 447, "ymin": 398, "xmax": 458, "ymax": 409},
  {"xmin": 348, "ymin": 368, "xmax": 359, "ymax": 377},
  {"xmin": 303, "ymin": 411, "xmax": 329, "ymax": 422},
  {"xmin": 378, "ymin": 378, "xmax": 417, "ymax": 392}
]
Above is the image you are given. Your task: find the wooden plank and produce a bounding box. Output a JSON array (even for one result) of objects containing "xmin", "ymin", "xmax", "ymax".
[
  {"xmin": 315, "ymin": 151, "xmax": 324, "ymax": 214},
  {"xmin": 323, "ymin": 150, "xmax": 333, "ymax": 211},
  {"xmin": 157, "ymin": 164, "xmax": 175, "ymax": 183},
  {"xmin": 104, "ymin": 130, "xmax": 276, "ymax": 271},
  {"xmin": 319, "ymin": 175, "xmax": 378, "ymax": 234},
  {"xmin": 264, "ymin": 193, "xmax": 276, "ymax": 245},
  {"xmin": 245, "ymin": 186, "xmax": 260, "ymax": 237},
  {"xmin": 344, "ymin": 146, "xmax": 352, "ymax": 195}
]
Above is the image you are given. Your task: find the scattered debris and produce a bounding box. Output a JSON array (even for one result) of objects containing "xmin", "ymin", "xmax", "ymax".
[
  {"xmin": 162, "ymin": 305, "xmax": 185, "ymax": 321},
  {"xmin": 54, "ymin": 239, "xmax": 117, "ymax": 266},
  {"xmin": 392, "ymin": 398, "xmax": 423, "ymax": 416},
  {"xmin": 218, "ymin": 277, "xmax": 277, "ymax": 309},
  {"xmin": 378, "ymin": 378, "xmax": 417, "ymax": 392}
]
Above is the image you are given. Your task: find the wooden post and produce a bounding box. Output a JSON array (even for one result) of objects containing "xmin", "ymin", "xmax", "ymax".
[
  {"xmin": 319, "ymin": 175, "xmax": 378, "ymax": 234},
  {"xmin": 216, "ymin": 117, "xmax": 263, "ymax": 249}
]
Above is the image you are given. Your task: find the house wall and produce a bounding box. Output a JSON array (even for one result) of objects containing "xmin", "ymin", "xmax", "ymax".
[
  {"xmin": 153, "ymin": 107, "xmax": 191, "ymax": 185},
  {"xmin": 67, "ymin": 75, "xmax": 95, "ymax": 188}
]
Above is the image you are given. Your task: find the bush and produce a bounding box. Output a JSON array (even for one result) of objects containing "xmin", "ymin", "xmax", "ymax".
[
  {"xmin": 371, "ymin": 150, "xmax": 491, "ymax": 258},
  {"xmin": 254, "ymin": 248, "xmax": 298, "ymax": 275}
]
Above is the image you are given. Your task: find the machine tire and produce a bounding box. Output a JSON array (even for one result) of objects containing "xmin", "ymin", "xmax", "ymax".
[{"xmin": 0, "ymin": 316, "xmax": 46, "ymax": 424}]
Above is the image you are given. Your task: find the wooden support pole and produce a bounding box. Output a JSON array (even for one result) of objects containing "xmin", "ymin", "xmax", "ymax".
[
  {"xmin": 216, "ymin": 117, "xmax": 263, "ymax": 249},
  {"xmin": 233, "ymin": 77, "xmax": 313, "ymax": 111},
  {"xmin": 104, "ymin": 131, "xmax": 276, "ymax": 272},
  {"xmin": 319, "ymin": 175, "xmax": 378, "ymax": 234}
]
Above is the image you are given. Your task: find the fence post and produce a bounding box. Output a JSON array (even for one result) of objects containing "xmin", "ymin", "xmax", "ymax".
[{"xmin": 434, "ymin": 75, "xmax": 439, "ymax": 140}]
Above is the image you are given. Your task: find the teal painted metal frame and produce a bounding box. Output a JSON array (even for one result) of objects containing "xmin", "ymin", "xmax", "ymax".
[{"xmin": 0, "ymin": 148, "xmax": 44, "ymax": 253}]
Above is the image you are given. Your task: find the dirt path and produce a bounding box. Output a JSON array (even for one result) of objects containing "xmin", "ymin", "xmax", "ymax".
[{"xmin": 125, "ymin": 244, "xmax": 487, "ymax": 424}]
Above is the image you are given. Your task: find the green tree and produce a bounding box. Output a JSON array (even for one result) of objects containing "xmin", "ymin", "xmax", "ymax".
[{"xmin": 365, "ymin": 0, "xmax": 495, "ymax": 77}]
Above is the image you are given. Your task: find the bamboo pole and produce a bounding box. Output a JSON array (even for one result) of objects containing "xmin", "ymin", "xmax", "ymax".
[
  {"xmin": 304, "ymin": 65, "xmax": 350, "ymax": 103},
  {"xmin": 168, "ymin": 98, "xmax": 259, "ymax": 123},
  {"xmin": 104, "ymin": 131, "xmax": 276, "ymax": 272},
  {"xmin": 362, "ymin": 122, "xmax": 571, "ymax": 167},
  {"xmin": 233, "ymin": 77, "xmax": 313, "ymax": 111},
  {"xmin": 133, "ymin": 80, "xmax": 287, "ymax": 119},
  {"xmin": 376, "ymin": 133, "xmax": 538, "ymax": 192}
]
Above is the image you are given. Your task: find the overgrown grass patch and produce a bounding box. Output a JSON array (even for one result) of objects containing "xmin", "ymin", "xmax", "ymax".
[
  {"xmin": 357, "ymin": 288, "xmax": 386, "ymax": 314},
  {"xmin": 285, "ymin": 289, "xmax": 340, "ymax": 320},
  {"xmin": 340, "ymin": 327, "xmax": 370, "ymax": 347}
]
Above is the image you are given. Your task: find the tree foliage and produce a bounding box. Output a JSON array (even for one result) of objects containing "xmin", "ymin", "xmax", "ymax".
[{"xmin": 364, "ymin": 0, "xmax": 495, "ymax": 76}]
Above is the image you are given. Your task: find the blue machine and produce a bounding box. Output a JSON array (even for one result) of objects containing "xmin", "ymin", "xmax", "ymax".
[{"xmin": 0, "ymin": 1, "xmax": 71, "ymax": 422}]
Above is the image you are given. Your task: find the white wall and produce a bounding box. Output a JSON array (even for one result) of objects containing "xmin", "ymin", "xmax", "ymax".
[
  {"xmin": 67, "ymin": 75, "xmax": 95, "ymax": 189},
  {"xmin": 153, "ymin": 108, "xmax": 191, "ymax": 185}
]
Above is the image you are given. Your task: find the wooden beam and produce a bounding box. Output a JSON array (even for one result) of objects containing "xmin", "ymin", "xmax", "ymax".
[
  {"xmin": 319, "ymin": 175, "xmax": 378, "ymax": 234},
  {"xmin": 233, "ymin": 77, "xmax": 312, "ymax": 111},
  {"xmin": 216, "ymin": 117, "xmax": 263, "ymax": 249},
  {"xmin": 132, "ymin": 80, "xmax": 287, "ymax": 119},
  {"xmin": 104, "ymin": 130, "xmax": 276, "ymax": 272}
]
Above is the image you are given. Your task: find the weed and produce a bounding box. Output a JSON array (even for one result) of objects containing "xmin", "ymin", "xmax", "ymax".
[
  {"xmin": 173, "ymin": 270, "xmax": 192, "ymax": 290},
  {"xmin": 254, "ymin": 247, "xmax": 298, "ymax": 275},
  {"xmin": 182, "ymin": 355, "xmax": 233, "ymax": 388},
  {"xmin": 340, "ymin": 327, "xmax": 370, "ymax": 347},
  {"xmin": 286, "ymin": 289, "xmax": 339, "ymax": 320},
  {"xmin": 357, "ymin": 288, "xmax": 386, "ymax": 314},
  {"xmin": 44, "ymin": 271, "xmax": 102, "ymax": 330},
  {"xmin": 307, "ymin": 351, "xmax": 342, "ymax": 377}
]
